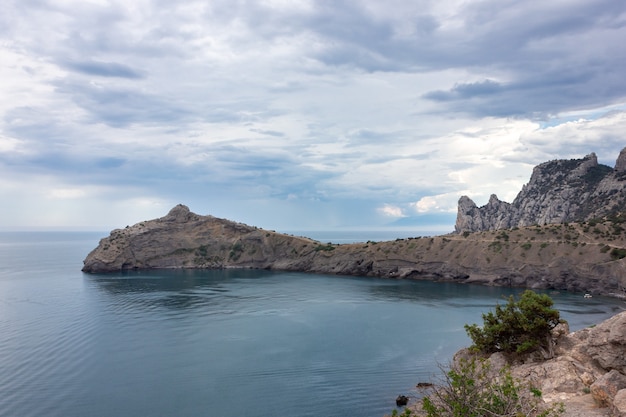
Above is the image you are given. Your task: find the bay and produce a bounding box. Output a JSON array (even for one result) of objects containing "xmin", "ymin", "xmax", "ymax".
[{"xmin": 0, "ymin": 232, "xmax": 623, "ymax": 417}]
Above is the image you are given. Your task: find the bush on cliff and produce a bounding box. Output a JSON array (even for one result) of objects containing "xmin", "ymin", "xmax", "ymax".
[
  {"xmin": 421, "ymin": 357, "xmax": 564, "ymax": 417},
  {"xmin": 464, "ymin": 290, "xmax": 562, "ymax": 357}
]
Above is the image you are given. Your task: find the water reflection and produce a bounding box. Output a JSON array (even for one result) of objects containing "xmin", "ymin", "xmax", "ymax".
[{"xmin": 87, "ymin": 269, "xmax": 625, "ymax": 331}]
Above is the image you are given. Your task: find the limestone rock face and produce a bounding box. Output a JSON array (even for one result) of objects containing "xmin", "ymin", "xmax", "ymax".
[
  {"xmin": 433, "ymin": 313, "xmax": 626, "ymax": 417},
  {"xmin": 455, "ymin": 194, "xmax": 513, "ymax": 233},
  {"xmin": 591, "ymin": 370, "xmax": 626, "ymax": 408},
  {"xmin": 613, "ymin": 389, "xmax": 626, "ymax": 416},
  {"xmin": 456, "ymin": 149, "xmax": 626, "ymax": 233},
  {"xmin": 586, "ymin": 312, "xmax": 626, "ymax": 374},
  {"xmin": 482, "ymin": 312, "xmax": 626, "ymax": 416},
  {"xmin": 616, "ymin": 148, "xmax": 626, "ymax": 173}
]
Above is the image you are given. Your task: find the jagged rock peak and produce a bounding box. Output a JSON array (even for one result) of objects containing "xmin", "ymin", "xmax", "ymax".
[
  {"xmin": 455, "ymin": 149, "xmax": 626, "ymax": 233},
  {"xmin": 458, "ymin": 195, "xmax": 477, "ymax": 209},
  {"xmin": 616, "ymin": 147, "xmax": 626, "ymax": 172}
]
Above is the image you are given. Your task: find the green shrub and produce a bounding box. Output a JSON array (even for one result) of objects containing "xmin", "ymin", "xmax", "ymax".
[
  {"xmin": 488, "ymin": 241, "xmax": 502, "ymax": 252},
  {"xmin": 496, "ymin": 232, "xmax": 509, "ymax": 241},
  {"xmin": 610, "ymin": 248, "xmax": 626, "ymax": 260},
  {"xmin": 229, "ymin": 242, "xmax": 244, "ymax": 260},
  {"xmin": 464, "ymin": 290, "xmax": 562, "ymax": 357},
  {"xmin": 422, "ymin": 357, "xmax": 563, "ymax": 417},
  {"xmin": 390, "ymin": 408, "xmax": 412, "ymax": 417},
  {"xmin": 314, "ymin": 243, "xmax": 336, "ymax": 252}
]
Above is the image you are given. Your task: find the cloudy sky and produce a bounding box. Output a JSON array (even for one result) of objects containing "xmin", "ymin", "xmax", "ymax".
[{"xmin": 2, "ymin": 0, "xmax": 626, "ymax": 232}]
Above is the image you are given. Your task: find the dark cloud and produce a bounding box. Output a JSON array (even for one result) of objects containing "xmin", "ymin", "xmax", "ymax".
[
  {"xmin": 423, "ymin": 80, "xmax": 503, "ymax": 101},
  {"xmin": 289, "ymin": 0, "xmax": 626, "ymax": 118},
  {"xmin": 53, "ymin": 80, "xmax": 192, "ymax": 127},
  {"xmin": 250, "ymin": 129, "xmax": 285, "ymax": 137},
  {"xmin": 62, "ymin": 60, "xmax": 145, "ymax": 79}
]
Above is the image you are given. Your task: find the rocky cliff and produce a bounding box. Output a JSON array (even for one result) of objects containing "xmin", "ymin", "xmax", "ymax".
[
  {"xmin": 83, "ymin": 204, "xmax": 626, "ymax": 298},
  {"xmin": 407, "ymin": 311, "xmax": 626, "ymax": 417},
  {"xmin": 81, "ymin": 204, "xmax": 321, "ymax": 273},
  {"xmin": 455, "ymin": 149, "xmax": 626, "ymax": 234}
]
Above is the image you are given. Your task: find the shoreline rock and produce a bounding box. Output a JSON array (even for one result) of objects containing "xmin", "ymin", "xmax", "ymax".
[{"xmin": 402, "ymin": 311, "xmax": 626, "ymax": 417}]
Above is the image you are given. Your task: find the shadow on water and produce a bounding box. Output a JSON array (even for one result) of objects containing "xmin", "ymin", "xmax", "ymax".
[
  {"xmin": 86, "ymin": 268, "xmax": 278, "ymax": 313},
  {"xmin": 87, "ymin": 269, "xmax": 625, "ymax": 330}
]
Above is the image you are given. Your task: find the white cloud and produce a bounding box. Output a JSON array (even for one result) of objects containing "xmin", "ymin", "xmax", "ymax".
[
  {"xmin": 413, "ymin": 194, "xmax": 458, "ymax": 214},
  {"xmin": 377, "ymin": 204, "xmax": 405, "ymax": 218}
]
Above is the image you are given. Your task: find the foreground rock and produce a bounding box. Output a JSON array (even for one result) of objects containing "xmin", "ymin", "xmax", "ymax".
[
  {"xmin": 83, "ymin": 204, "xmax": 626, "ymax": 297},
  {"xmin": 455, "ymin": 148, "xmax": 626, "ymax": 233},
  {"xmin": 405, "ymin": 311, "xmax": 626, "ymax": 417}
]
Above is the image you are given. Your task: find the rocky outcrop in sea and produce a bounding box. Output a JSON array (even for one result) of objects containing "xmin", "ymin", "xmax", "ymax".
[{"xmin": 455, "ymin": 148, "xmax": 626, "ymax": 233}]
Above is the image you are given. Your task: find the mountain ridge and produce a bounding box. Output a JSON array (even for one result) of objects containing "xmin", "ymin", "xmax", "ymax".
[{"xmin": 455, "ymin": 148, "xmax": 626, "ymax": 233}]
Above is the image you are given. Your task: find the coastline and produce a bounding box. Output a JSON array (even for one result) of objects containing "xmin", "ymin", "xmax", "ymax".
[
  {"xmin": 399, "ymin": 310, "xmax": 626, "ymax": 417},
  {"xmin": 83, "ymin": 205, "xmax": 626, "ymax": 300}
]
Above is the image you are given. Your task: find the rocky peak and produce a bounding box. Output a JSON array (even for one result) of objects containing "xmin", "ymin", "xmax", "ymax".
[
  {"xmin": 164, "ymin": 204, "xmax": 194, "ymax": 222},
  {"xmin": 454, "ymin": 194, "xmax": 513, "ymax": 233},
  {"xmin": 615, "ymin": 147, "xmax": 626, "ymax": 172},
  {"xmin": 456, "ymin": 150, "xmax": 626, "ymax": 233},
  {"xmin": 569, "ymin": 152, "xmax": 598, "ymax": 178}
]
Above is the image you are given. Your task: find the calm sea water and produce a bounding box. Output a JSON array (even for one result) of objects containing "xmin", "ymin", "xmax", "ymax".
[{"xmin": 0, "ymin": 232, "xmax": 624, "ymax": 417}]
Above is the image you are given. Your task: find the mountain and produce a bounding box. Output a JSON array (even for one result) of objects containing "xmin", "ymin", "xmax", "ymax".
[
  {"xmin": 455, "ymin": 148, "xmax": 626, "ymax": 233},
  {"xmin": 82, "ymin": 204, "xmax": 626, "ymax": 298}
]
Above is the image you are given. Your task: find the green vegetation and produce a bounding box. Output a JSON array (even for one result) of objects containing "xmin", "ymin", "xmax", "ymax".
[
  {"xmin": 229, "ymin": 242, "xmax": 244, "ymax": 260},
  {"xmin": 488, "ymin": 241, "xmax": 502, "ymax": 252},
  {"xmin": 314, "ymin": 243, "xmax": 336, "ymax": 252},
  {"xmin": 582, "ymin": 164, "xmax": 612, "ymax": 185},
  {"xmin": 520, "ymin": 242, "xmax": 532, "ymax": 250},
  {"xmin": 464, "ymin": 291, "xmax": 562, "ymax": 357},
  {"xmin": 421, "ymin": 357, "xmax": 563, "ymax": 417},
  {"xmin": 495, "ymin": 231, "xmax": 509, "ymax": 241},
  {"xmin": 390, "ymin": 408, "xmax": 413, "ymax": 417},
  {"xmin": 610, "ymin": 247, "xmax": 626, "ymax": 260},
  {"xmin": 411, "ymin": 293, "xmax": 565, "ymax": 417}
]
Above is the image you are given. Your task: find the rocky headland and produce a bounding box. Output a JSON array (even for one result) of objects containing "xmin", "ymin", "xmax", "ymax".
[{"xmin": 83, "ymin": 204, "xmax": 626, "ymax": 298}]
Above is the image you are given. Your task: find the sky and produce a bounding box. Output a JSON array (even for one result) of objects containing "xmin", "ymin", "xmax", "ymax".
[{"xmin": 1, "ymin": 0, "xmax": 626, "ymax": 233}]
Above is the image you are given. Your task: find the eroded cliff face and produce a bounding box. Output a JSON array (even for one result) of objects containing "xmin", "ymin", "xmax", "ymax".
[
  {"xmin": 455, "ymin": 149, "xmax": 626, "ymax": 233},
  {"xmin": 83, "ymin": 204, "xmax": 626, "ymax": 298},
  {"xmin": 408, "ymin": 312, "xmax": 626, "ymax": 417}
]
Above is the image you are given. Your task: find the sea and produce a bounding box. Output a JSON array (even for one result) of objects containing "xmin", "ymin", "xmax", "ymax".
[{"xmin": 0, "ymin": 231, "xmax": 624, "ymax": 417}]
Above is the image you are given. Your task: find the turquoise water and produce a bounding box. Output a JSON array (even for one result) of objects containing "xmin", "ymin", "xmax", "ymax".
[{"xmin": 0, "ymin": 232, "xmax": 623, "ymax": 417}]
